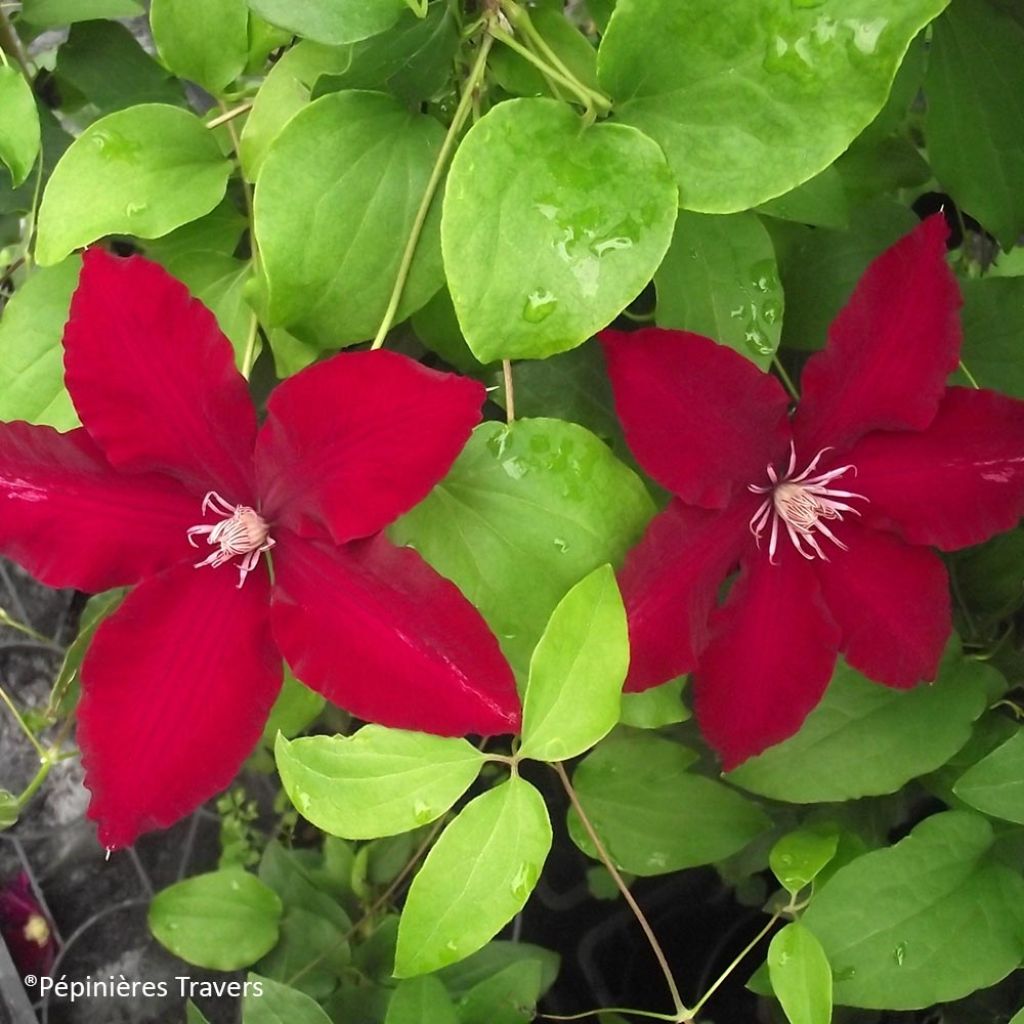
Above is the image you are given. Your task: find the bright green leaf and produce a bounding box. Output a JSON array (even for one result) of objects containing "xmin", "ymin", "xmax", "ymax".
[
  {"xmin": 0, "ymin": 106, "xmax": 71, "ymax": 217},
  {"xmin": 654, "ymin": 210, "xmax": 782, "ymax": 368},
  {"xmin": 568, "ymin": 733, "xmax": 769, "ymax": 875},
  {"xmin": 390, "ymin": 418, "xmax": 655, "ymax": 676},
  {"xmin": 619, "ymin": 677, "xmax": 689, "ymax": 729},
  {"xmin": 953, "ymin": 730, "xmax": 1024, "ymax": 824},
  {"xmin": 395, "ymin": 777, "xmax": 552, "ymax": 976},
  {"xmin": 275, "ymin": 726, "xmax": 484, "ymax": 839},
  {"xmin": 804, "ymin": 811, "xmax": 1024, "ymax": 1008},
  {"xmin": 0, "ymin": 68, "xmax": 40, "ymax": 188},
  {"xmin": 1010, "ymin": 1009, "xmax": 1024, "ymax": 1024},
  {"xmin": 442, "ymin": 97, "xmax": 677, "ymax": 361},
  {"xmin": 0, "ymin": 791, "xmax": 18, "ymax": 830},
  {"xmin": 262, "ymin": 668, "xmax": 324, "ymax": 743},
  {"xmin": 0, "ymin": 257, "xmax": 80, "ymax": 430},
  {"xmin": 598, "ymin": 0, "xmax": 949, "ymax": 212},
  {"xmin": 242, "ymin": 974, "xmax": 332, "ymax": 1024},
  {"xmin": 385, "ymin": 977, "xmax": 458, "ymax": 1024},
  {"xmin": 255, "ymin": 90, "xmax": 445, "ymax": 347},
  {"xmin": 520, "ymin": 565, "xmax": 628, "ymax": 762},
  {"xmin": 770, "ymin": 825, "xmax": 840, "ymax": 895},
  {"xmin": 36, "ymin": 105, "xmax": 231, "ymax": 267},
  {"xmin": 768, "ymin": 923, "xmax": 833, "ymax": 1024},
  {"xmin": 149, "ymin": 869, "xmax": 282, "ymax": 970},
  {"xmin": 246, "ymin": 0, "xmax": 406, "ymax": 44},
  {"xmin": 926, "ymin": 0, "xmax": 1024, "ymax": 248},
  {"xmin": 728, "ymin": 648, "xmax": 994, "ymax": 803},
  {"xmin": 151, "ymin": 0, "xmax": 250, "ymax": 94},
  {"xmin": 56, "ymin": 21, "xmax": 187, "ymax": 114},
  {"xmin": 954, "ymin": 277, "xmax": 1024, "ymax": 398},
  {"xmin": 20, "ymin": 0, "xmax": 142, "ymax": 26}
]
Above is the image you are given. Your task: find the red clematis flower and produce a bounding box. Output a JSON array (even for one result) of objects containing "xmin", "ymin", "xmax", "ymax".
[
  {"xmin": 0, "ymin": 872, "xmax": 57, "ymax": 979},
  {"xmin": 601, "ymin": 216, "xmax": 1024, "ymax": 769},
  {"xmin": 0, "ymin": 250, "xmax": 520, "ymax": 848}
]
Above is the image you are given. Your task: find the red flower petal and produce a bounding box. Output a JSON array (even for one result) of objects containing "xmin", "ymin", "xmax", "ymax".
[
  {"xmin": 793, "ymin": 215, "xmax": 961, "ymax": 455},
  {"xmin": 621, "ymin": 496, "xmax": 755, "ymax": 692},
  {"xmin": 64, "ymin": 249, "xmax": 257, "ymax": 501},
  {"xmin": 695, "ymin": 551, "xmax": 841, "ymax": 770},
  {"xmin": 256, "ymin": 350, "xmax": 483, "ymax": 543},
  {"xmin": 270, "ymin": 529, "xmax": 520, "ymax": 736},
  {"xmin": 814, "ymin": 523, "xmax": 950, "ymax": 688},
  {"xmin": 601, "ymin": 327, "xmax": 792, "ymax": 508},
  {"xmin": 849, "ymin": 387, "xmax": 1024, "ymax": 550},
  {"xmin": 0, "ymin": 422, "xmax": 196, "ymax": 591},
  {"xmin": 78, "ymin": 562, "xmax": 281, "ymax": 848}
]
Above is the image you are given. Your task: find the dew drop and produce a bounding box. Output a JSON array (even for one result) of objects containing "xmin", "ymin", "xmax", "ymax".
[
  {"xmin": 591, "ymin": 236, "xmax": 633, "ymax": 257},
  {"xmin": 552, "ymin": 537, "xmax": 569, "ymax": 553},
  {"xmin": 412, "ymin": 799, "xmax": 433, "ymax": 825},
  {"xmin": 124, "ymin": 201, "xmax": 148, "ymax": 217},
  {"xmin": 523, "ymin": 289, "xmax": 558, "ymax": 323},
  {"xmin": 893, "ymin": 942, "xmax": 907, "ymax": 966}
]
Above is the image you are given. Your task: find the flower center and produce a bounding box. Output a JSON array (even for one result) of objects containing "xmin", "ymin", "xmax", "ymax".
[
  {"xmin": 748, "ymin": 444, "xmax": 867, "ymax": 562},
  {"xmin": 186, "ymin": 491, "xmax": 274, "ymax": 588}
]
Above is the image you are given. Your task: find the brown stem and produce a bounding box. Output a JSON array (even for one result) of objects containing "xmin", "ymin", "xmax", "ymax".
[{"xmin": 0, "ymin": 6, "xmax": 32, "ymax": 84}]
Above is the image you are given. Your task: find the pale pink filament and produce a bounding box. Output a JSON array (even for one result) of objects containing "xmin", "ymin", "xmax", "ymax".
[
  {"xmin": 748, "ymin": 444, "xmax": 867, "ymax": 563},
  {"xmin": 186, "ymin": 491, "xmax": 274, "ymax": 588}
]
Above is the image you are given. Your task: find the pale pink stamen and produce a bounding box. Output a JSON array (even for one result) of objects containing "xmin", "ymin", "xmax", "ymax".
[
  {"xmin": 186, "ymin": 491, "xmax": 274, "ymax": 588},
  {"xmin": 748, "ymin": 444, "xmax": 867, "ymax": 563}
]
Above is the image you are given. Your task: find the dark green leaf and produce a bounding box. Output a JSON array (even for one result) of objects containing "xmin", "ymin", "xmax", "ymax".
[
  {"xmin": 36, "ymin": 105, "xmax": 231, "ymax": 267},
  {"xmin": 242, "ymin": 974, "xmax": 332, "ymax": 1024},
  {"xmin": 757, "ymin": 167, "xmax": 850, "ymax": 229},
  {"xmin": 954, "ymin": 730, "xmax": 1024, "ymax": 824},
  {"xmin": 390, "ymin": 418, "xmax": 654, "ymax": 676},
  {"xmin": 926, "ymin": 0, "xmax": 1024, "ymax": 248},
  {"xmin": 458, "ymin": 960, "xmax": 546, "ymax": 1024},
  {"xmin": 395, "ymin": 777, "xmax": 552, "ymax": 976},
  {"xmin": 654, "ymin": 210, "xmax": 782, "ymax": 367},
  {"xmin": 442, "ymin": 97, "xmax": 677, "ymax": 361},
  {"xmin": 619, "ymin": 676, "xmax": 689, "ymax": 729},
  {"xmin": 804, "ymin": 811, "xmax": 1024, "ymax": 1008},
  {"xmin": 598, "ymin": 0, "xmax": 948, "ymax": 211},
  {"xmin": 275, "ymin": 726, "xmax": 483, "ymax": 838},
  {"xmin": 411, "ymin": 286, "xmax": 490, "ymax": 374},
  {"xmin": 436, "ymin": 940, "xmax": 560, "ymax": 997},
  {"xmin": 255, "ymin": 90, "xmax": 445, "ymax": 346},
  {"xmin": 149, "ymin": 869, "xmax": 283, "ymax": 970},
  {"xmin": 728, "ymin": 648, "xmax": 994, "ymax": 802},
  {"xmin": 262, "ymin": 668, "xmax": 324, "ymax": 743},
  {"xmin": 385, "ymin": 977, "xmax": 458, "ymax": 1024},
  {"xmin": 19, "ymin": 0, "xmax": 143, "ymax": 27},
  {"xmin": 954, "ymin": 277, "xmax": 1024, "ymax": 398},
  {"xmin": 769, "ymin": 825, "xmax": 840, "ymax": 894},
  {"xmin": 568, "ymin": 733, "xmax": 769, "ymax": 875}
]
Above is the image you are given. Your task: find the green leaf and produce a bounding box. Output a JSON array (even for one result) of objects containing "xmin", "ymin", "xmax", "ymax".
[
  {"xmin": 19, "ymin": 0, "xmax": 142, "ymax": 27},
  {"xmin": 442, "ymin": 97, "xmax": 677, "ymax": 362},
  {"xmin": 0, "ymin": 106, "xmax": 71, "ymax": 217},
  {"xmin": 0, "ymin": 257, "xmax": 81, "ymax": 430},
  {"xmin": 954, "ymin": 277, "xmax": 1024, "ymax": 398},
  {"xmin": 769, "ymin": 825, "xmax": 840, "ymax": 895},
  {"xmin": 0, "ymin": 790, "xmax": 18, "ymax": 830},
  {"xmin": 56, "ymin": 21, "xmax": 187, "ymax": 114},
  {"xmin": 275, "ymin": 726, "xmax": 484, "ymax": 839},
  {"xmin": 255, "ymin": 90, "xmax": 445, "ymax": 347},
  {"xmin": 313, "ymin": 5, "xmax": 459, "ymax": 105},
  {"xmin": 619, "ymin": 677, "xmax": 689, "ymax": 729},
  {"xmin": 411, "ymin": 286, "xmax": 490, "ymax": 374},
  {"xmin": 520, "ymin": 565, "xmax": 628, "ymax": 762},
  {"xmin": 0, "ymin": 69, "xmax": 40, "ymax": 188},
  {"xmin": 803, "ymin": 811, "xmax": 1024, "ymax": 1008},
  {"xmin": 246, "ymin": 0, "xmax": 406, "ymax": 44},
  {"xmin": 242, "ymin": 974, "xmax": 332, "ymax": 1024},
  {"xmin": 394, "ymin": 777, "xmax": 552, "ymax": 976},
  {"xmin": 151, "ymin": 0, "xmax": 250, "ymax": 94},
  {"xmin": 953, "ymin": 730, "xmax": 1024, "ymax": 824},
  {"xmin": 598, "ymin": 0, "xmax": 949, "ymax": 212},
  {"xmin": 1011, "ymin": 1009, "xmax": 1024, "ymax": 1024},
  {"xmin": 35, "ymin": 105, "xmax": 231, "ymax": 267},
  {"xmin": 769, "ymin": 199, "xmax": 919, "ymax": 351},
  {"xmin": 756, "ymin": 167, "xmax": 849, "ymax": 230},
  {"xmin": 768, "ymin": 923, "xmax": 833, "ymax": 1024},
  {"xmin": 728, "ymin": 648, "xmax": 994, "ymax": 803},
  {"xmin": 568, "ymin": 733, "xmax": 769, "ymax": 875},
  {"xmin": 385, "ymin": 977, "xmax": 458, "ymax": 1024},
  {"xmin": 390, "ymin": 418, "xmax": 655, "ymax": 676},
  {"xmin": 457, "ymin": 960, "xmax": 545, "ymax": 1024},
  {"xmin": 437, "ymin": 940, "xmax": 560, "ymax": 998},
  {"xmin": 262, "ymin": 668, "xmax": 324, "ymax": 743},
  {"xmin": 142, "ymin": 198, "xmax": 247, "ymax": 265},
  {"xmin": 490, "ymin": 8, "xmax": 598, "ymax": 99},
  {"xmin": 654, "ymin": 210, "xmax": 782, "ymax": 368},
  {"xmin": 149, "ymin": 869, "xmax": 283, "ymax": 970},
  {"xmin": 925, "ymin": 0, "xmax": 1024, "ymax": 248}
]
